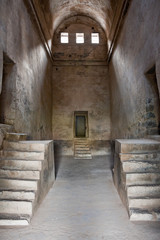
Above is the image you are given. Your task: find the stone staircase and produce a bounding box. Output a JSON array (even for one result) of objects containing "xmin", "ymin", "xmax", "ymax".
[
  {"xmin": 114, "ymin": 139, "xmax": 160, "ymax": 221},
  {"xmin": 0, "ymin": 132, "xmax": 55, "ymax": 226},
  {"xmin": 74, "ymin": 139, "xmax": 92, "ymax": 159}
]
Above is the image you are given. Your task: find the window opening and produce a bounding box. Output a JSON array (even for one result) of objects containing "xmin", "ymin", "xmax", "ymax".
[
  {"xmin": 91, "ymin": 33, "xmax": 99, "ymax": 44},
  {"xmin": 60, "ymin": 32, "xmax": 69, "ymax": 43},
  {"xmin": 76, "ymin": 33, "xmax": 84, "ymax": 44}
]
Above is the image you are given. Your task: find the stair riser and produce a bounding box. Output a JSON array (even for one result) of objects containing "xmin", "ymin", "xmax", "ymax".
[
  {"xmin": 129, "ymin": 198, "xmax": 160, "ymax": 210},
  {"xmin": 0, "ymin": 160, "xmax": 42, "ymax": 171},
  {"xmin": 130, "ymin": 211, "xmax": 160, "ymax": 221},
  {"xmin": 75, "ymin": 148, "xmax": 89, "ymax": 150},
  {"xmin": 75, "ymin": 151, "xmax": 90, "ymax": 153},
  {"xmin": 0, "ymin": 179, "xmax": 38, "ymax": 191},
  {"xmin": 123, "ymin": 162, "xmax": 160, "ymax": 173},
  {"xmin": 126, "ymin": 173, "xmax": 160, "ymax": 185},
  {"xmin": 0, "ymin": 219, "xmax": 29, "ymax": 226},
  {"xmin": 128, "ymin": 186, "xmax": 160, "ymax": 198},
  {"xmin": 116, "ymin": 142, "xmax": 160, "ymax": 154},
  {"xmin": 0, "ymin": 201, "xmax": 32, "ymax": 215},
  {"xmin": 0, "ymin": 169, "xmax": 40, "ymax": 180},
  {"xmin": 3, "ymin": 141, "xmax": 45, "ymax": 152},
  {"xmin": 0, "ymin": 191, "xmax": 35, "ymax": 201},
  {"xmin": 3, "ymin": 151, "xmax": 45, "ymax": 160},
  {"xmin": 120, "ymin": 153, "xmax": 160, "ymax": 161}
]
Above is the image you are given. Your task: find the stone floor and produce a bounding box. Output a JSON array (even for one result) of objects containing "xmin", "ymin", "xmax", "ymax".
[{"xmin": 0, "ymin": 155, "xmax": 160, "ymax": 240}]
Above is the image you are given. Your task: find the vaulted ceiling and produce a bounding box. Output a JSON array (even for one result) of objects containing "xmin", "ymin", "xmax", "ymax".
[
  {"xmin": 28, "ymin": 0, "xmax": 130, "ymax": 62},
  {"xmin": 38, "ymin": 0, "xmax": 118, "ymax": 38}
]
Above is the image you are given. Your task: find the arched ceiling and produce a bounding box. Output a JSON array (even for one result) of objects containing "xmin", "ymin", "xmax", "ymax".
[
  {"xmin": 30, "ymin": 0, "xmax": 130, "ymax": 62},
  {"xmin": 38, "ymin": 0, "xmax": 117, "ymax": 38}
]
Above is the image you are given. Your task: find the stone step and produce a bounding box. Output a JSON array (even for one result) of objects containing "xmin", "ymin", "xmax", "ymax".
[
  {"xmin": 75, "ymin": 149, "xmax": 90, "ymax": 152},
  {"xmin": 74, "ymin": 140, "xmax": 92, "ymax": 159},
  {"xmin": 2, "ymin": 150, "xmax": 45, "ymax": 160},
  {"xmin": 0, "ymin": 159, "xmax": 42, "ymax": 171},
  {"xmin": 75, "ymin": 147, "xmax": 89, "ymax": 150},
  {"xmin": 0, "ymin": 191, "xmax": 35, "ymax": 201},
  {"xmin": 5, "ymin": 133, "xmax": 27, "ymax": 141},
  {"xmin": 0, "ymin": 200, "xmax": 32, "ymax": 216},
  {"xmin": 75, "ymin": 142, "xmax": 89, "ymax": 145},
  {"xmin": 0, "ymin": 179, "xmax": 38, "ymax": 191},
  {"xmin": 0, "ymin": 169, "xmax": 40, "ymax": 180},
  {"xmin": 129, "ymin": 208, "xmax": 160, "ymax": 221},
  {"xmin": 75, "ymin": 151, "xmax": 90, "ymax": 154},
  {"xmin": 0, "ymin": 219, "xmax": 29, "ymax": 226},
  {"xmin": 75, "ymin": 154, "xmax": 92, "ymax": 158},
  {"xmin": 129, "ymin": 197, "xmax": 160, "ymax": 210},
  {"xmin": 126, "ymin": 173, "xmax": 160, "ymax": 186},
  {"xmin": 115, "ymin": 139, "xmax": 160, "ymax": 154},
  {"xmin": 74, "ymin": 139, "xmax": 88, "ymax": 142},
  {"xmin": 120, "ymin": 152, "xmax": 160, "ymax": 162},
  {"xmin": 3, "ymin": 140, "xmax": 45, "ymax": 152},
  {"xmin": 127, "ymin": 185, "xmax": 160, "ymax": 198},
  {"xmin": 123, "ymin": 161, "xmax": 160, "ymax": 173}
]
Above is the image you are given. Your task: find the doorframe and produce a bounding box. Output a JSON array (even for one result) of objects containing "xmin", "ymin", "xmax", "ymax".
[{"xmin": 74, "ymin": 111, "xmax": 89, "ymax": 138}]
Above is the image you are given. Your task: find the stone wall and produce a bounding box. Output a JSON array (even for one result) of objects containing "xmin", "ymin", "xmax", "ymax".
[
  {"xmin": 109, "ymin": 0, "xmax": 160, "ymax": 139},
  {"xmin": 0, "ymin": 0, "xmax": 52, "ymax": 139},
  {"xmin": 52, "ymin": 16, "xmax": 110, "ymax": 141},
  {"xmin": 52, "ymin": 65, "xmax": 110, "ymax": 140}
]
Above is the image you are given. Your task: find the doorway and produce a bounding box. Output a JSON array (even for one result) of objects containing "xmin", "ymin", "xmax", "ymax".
[
  {"xmin": 74, "ymin": 111, "xmax": 88, "ymax": 138},
  {"xmin": 0, "ymin": 53, "xmax": 15, "ymax": 124}
]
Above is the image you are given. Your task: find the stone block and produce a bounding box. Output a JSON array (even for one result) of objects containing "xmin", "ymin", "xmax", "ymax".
[
  {"xmin": 127, "ymin": 185, "xmax": 160, "ymax": 198},
  {"xmin": 0, "ymin": 159, "xmax": 42, "ymax": 171},
  {"xmin": 0, "ymin": 179, "xmax": 38, "ymax": 191},
  {"xmin": 115, "ymin": 139, "xmax": 160, "ymax": 154},
  {"xmin": 3, "ymin": 150, "xmax": 45, "ymax": 160}
]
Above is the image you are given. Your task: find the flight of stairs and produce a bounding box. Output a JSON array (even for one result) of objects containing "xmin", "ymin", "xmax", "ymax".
[
  {"xmin": 0, "ymin": 132, "xmax": 55, "ymax": 226},
  {"xmin": 74, "ymin": 139, "xmax": 92, "ymax": 159},
  {"xmin": 114, "ymin": 139, "xmax": 160, "ymax": 221}
]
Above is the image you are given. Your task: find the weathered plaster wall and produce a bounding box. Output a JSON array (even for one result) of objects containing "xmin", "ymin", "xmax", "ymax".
[
  {"xmin": 52, "ymin": 65, "xmax": 110, "ymax": 140},
  {"xmin": 109, "ymin": 0, "xmax": 160, "ymax": 139},
  {"xmin": 0, "ymin": 0, "xmax": 52, "ymax": 139}
]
